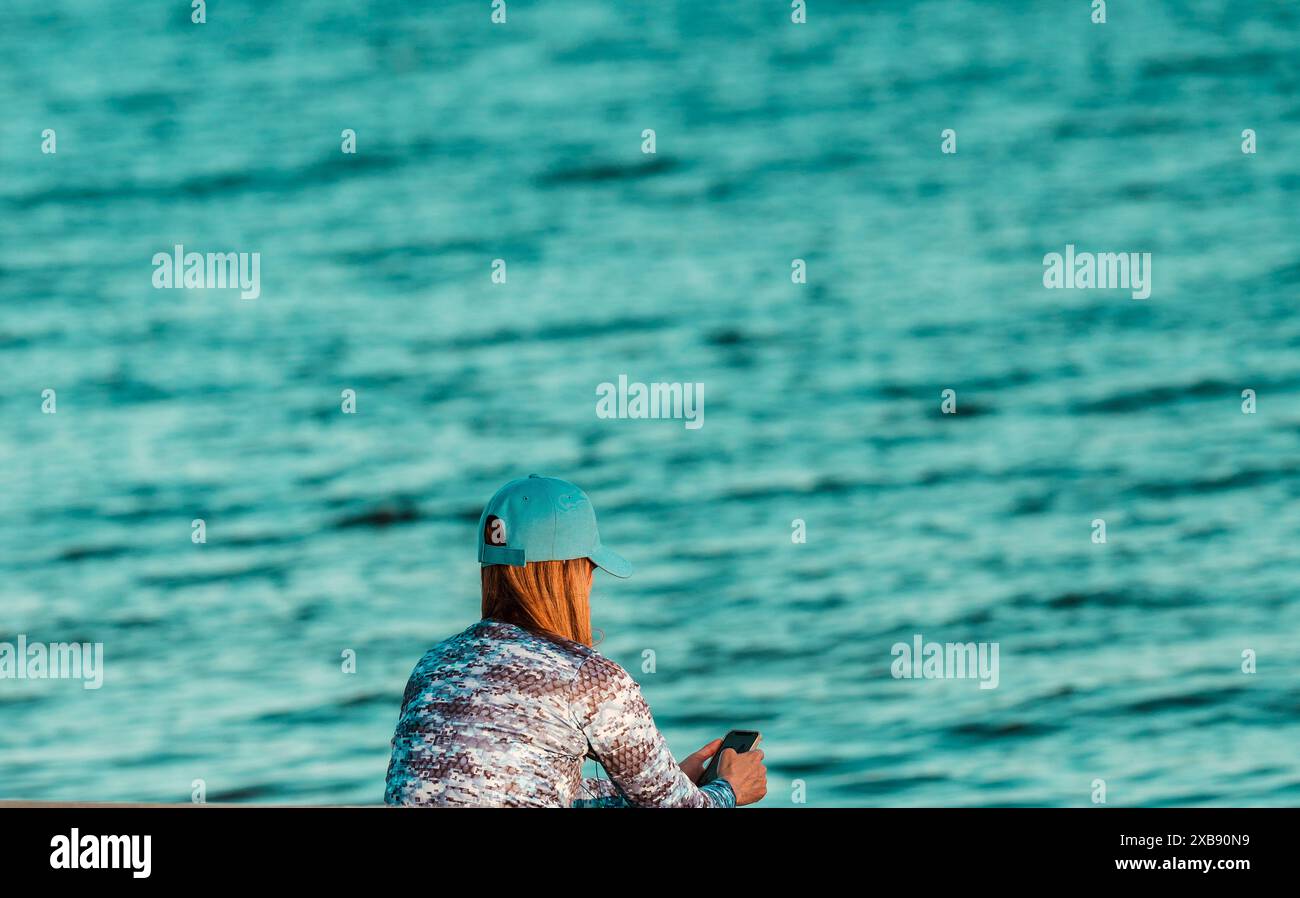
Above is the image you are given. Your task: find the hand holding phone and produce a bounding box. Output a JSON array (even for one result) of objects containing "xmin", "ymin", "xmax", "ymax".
[{"xmin": 699, "ymin": 729, "xmax": 761, "ymax": 787}]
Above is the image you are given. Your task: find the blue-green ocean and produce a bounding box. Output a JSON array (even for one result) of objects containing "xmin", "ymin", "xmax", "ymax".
[{"xmin": 1, "ymin": 0, "xmax": 1298, "ymax": 806}]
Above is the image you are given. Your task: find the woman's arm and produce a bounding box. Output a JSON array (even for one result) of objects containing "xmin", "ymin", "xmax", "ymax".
[
  {"xmin": 568, "ymin": 655, "xmax": 736, "ymax": 808},
  {"xmin": 572, "ymin": 774, "xmax": 627, "ymax": 808}
]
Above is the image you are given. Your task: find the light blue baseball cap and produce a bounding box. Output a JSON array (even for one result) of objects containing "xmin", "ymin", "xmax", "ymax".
[{"xmin": 477, "ymin": 475, "xmax": 632, "ymax": 578}]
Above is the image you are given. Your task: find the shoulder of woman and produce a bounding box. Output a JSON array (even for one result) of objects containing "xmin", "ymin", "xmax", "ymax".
[{"xmin": 573, "ymin": 652, "xmax": 639, "ymax": 695}]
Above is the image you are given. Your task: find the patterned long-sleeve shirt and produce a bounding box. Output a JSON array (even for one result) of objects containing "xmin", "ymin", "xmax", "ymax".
[{"xmin": 384, "ymin": 618, "xmax": 736, "ymax": 808}]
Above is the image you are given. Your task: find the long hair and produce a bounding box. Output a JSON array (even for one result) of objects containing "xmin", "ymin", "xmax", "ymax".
[{"xmin": 481, "ymin": 558, "xmax": 594, "ymax": 646}]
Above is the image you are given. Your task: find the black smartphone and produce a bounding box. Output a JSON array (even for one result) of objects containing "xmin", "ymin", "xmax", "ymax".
[{"xmin": 698, "ymin": 730, "xmax": 761, "ymax": 786}]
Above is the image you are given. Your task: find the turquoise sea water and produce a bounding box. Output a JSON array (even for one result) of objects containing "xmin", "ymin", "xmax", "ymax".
[{"xmin": 1, "ymin": 0, "xmax": 1298, "ymax": 806}]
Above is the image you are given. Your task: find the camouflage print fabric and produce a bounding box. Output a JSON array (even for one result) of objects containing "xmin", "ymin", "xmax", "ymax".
[{"xmin": 385, "ymin": 619, "xmax": 736, "ymax": 808}]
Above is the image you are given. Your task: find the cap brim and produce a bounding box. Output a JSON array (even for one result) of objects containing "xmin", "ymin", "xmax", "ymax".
[{"xmin": 589, "ymin": 546, "xmax": 633, "ymax": 579}]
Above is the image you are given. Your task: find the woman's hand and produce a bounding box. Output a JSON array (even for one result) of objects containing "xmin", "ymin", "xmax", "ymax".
[
  {"xmin": 679, "ymin": 738, "xmax": 723, "ymax": 783},
  {"xmin": 680, "ymin": 738, "xmax": 768, "ymax": 805},
  {"xmin": 718, "ymin": 746, "xmax": 767, "ymax": 805}
]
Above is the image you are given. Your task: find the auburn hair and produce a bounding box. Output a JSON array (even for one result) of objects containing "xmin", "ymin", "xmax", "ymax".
[{"xmin": 481, "ymin": 558, "xmax": 595, "ymax": 646}]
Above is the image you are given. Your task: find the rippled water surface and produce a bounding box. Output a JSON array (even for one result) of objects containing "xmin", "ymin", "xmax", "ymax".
[{"xmin": 1, "ymin": 0, "xmax": 1298, "ymax": 805}]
